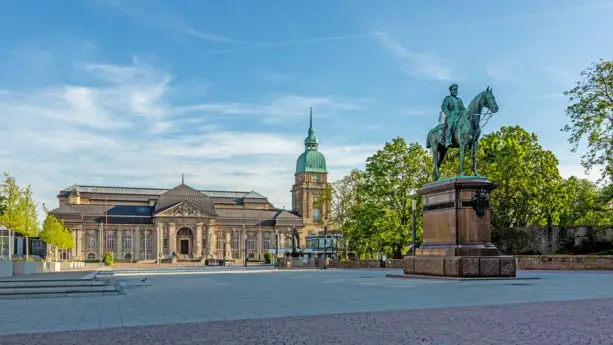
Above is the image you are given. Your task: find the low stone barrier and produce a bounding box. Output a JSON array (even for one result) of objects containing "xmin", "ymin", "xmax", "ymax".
[
  {"xmin": 517, "ymin": 255, "xmax": 613, "ymax": 270},
  {"xmin": 330, "ymin": 256, "xmax": 613, "ymax": 270},
  {"xmin": 328, "ymin": 259, "xmax": 404, "ymax": 269}
]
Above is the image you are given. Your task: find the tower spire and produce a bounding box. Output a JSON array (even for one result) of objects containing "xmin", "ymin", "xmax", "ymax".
[
  {"xmin": 181, "ymin": 173, "xmax": 184, "ymax": 184},
  {"xmin": 309, "ymin": 107, "xmax": 313, "ymax": 130}
]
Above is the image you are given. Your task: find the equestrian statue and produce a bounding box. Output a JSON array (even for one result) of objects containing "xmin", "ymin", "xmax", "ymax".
[{"xmin": 426, "ymin": 84, "xmax": 499, "ymax": 181}]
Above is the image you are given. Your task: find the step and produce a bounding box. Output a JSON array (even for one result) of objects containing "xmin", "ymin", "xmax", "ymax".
[
  {"xmin": 0, "ymin": 279, "xmax": 101, "ymax": 288},
  {"xmin": 0, "ymin": 284, "xmax": 115, "ymax": 294},
  {"xmin": 0, "ymin": 290, "xmax": 120, "ymax": 300}
]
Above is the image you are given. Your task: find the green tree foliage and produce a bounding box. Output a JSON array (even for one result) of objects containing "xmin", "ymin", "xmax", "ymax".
[
  {"xmin": 40, "ymin": 205, "xmax": 75, "ymax": 261},
  {"xmin": 440, "ymin": 126, "xmax": 566, "ymax": 230},
  {"xmin": 0, "ymin": 173, "xmax": 25, "ymax": 234},
  {"xmin": 103, "ymin": 251, "xmax": 114, "ymax": 266},
  {"xmin": 342, "ymin": 138, "xmax": 430, "ymax": 259},
  {"xmin": 560, "ymin": 177, "xmax": 612, "ymax": 226},
  {"xmin": 563, "ymin": 59, "xmax": 613, "ymax": 183},
  {"xmin": 16, "ymin": 186, "xmax": 40, "ymax": 258}
]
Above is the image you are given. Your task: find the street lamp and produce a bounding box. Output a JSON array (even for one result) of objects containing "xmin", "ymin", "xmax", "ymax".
[
  {"xmin": 323, "ymin": 216, "xmax": 328, "ymax": 269},
  {"xmin": 411, "ymin": 196, "xmax": 417, "ymax": 256},
  {"xmin": 274, "ymin": 228, "xmax": 279, "ymax": 267}
]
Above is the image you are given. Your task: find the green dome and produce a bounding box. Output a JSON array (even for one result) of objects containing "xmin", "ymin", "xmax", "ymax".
[
  {"xmin": 295, "ymin": 107, "xmax": 327, "ymax": 174},
  {"xmin": 296, "ymin": 150, "xmax": 327, "ymax": 174}
]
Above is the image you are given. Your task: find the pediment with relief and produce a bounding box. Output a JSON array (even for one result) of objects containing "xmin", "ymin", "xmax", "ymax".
[{"xmin": 159, "ymin": 202, "xmax": 202, "ymax": 217}]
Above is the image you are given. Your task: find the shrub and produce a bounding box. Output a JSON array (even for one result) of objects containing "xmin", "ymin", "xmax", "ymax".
[
  {"xmin": 103, "ymin": 251, "xmax": 114, "ymax": 266},
  {"xmin": 264, "ymin": 252, "xmax": 272, "ymax": 264}
]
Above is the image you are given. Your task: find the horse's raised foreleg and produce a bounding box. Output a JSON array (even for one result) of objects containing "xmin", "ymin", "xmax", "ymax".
[
  {"xmin": 472, "ymin": 142, "xmax": 480, "ymax": 177},
  {"xmin": 459, "ymin": 144, "xmax": 466, "ymax": 177}
]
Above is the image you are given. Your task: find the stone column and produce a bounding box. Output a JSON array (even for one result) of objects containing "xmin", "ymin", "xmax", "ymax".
[
  {"xmin": 196, "ymin": 223, "xmax": 203, "ymax": 257},
  {"xmin": 134, "ymin": 227, "xmax": 140, "ymax": 260},
  {"xmin": 206, "ymin": 226, "xmax": 213, "ymax": 257},
  {"xmin": 225, "ymin": 231, "xmax": 231, "ymax": 260},
  {"xmin": 168, "ymin": 223, "xmax": 176, "ymax": 257},
  {"xmin": 116, "ymin": 229, "xmax": 123, "ymax": 259},
  {"xmin": 156, "ymin": 222, "xmax": 163, "ymax": 262}
]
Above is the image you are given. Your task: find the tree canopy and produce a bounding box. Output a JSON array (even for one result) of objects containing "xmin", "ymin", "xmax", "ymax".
[{"xmin": 563, "ymin": 59, "xmax": 613, "ymax": 183}]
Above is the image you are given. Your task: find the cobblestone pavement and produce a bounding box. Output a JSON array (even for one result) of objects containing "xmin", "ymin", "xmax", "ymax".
[
  {"xmin": 2, "ymin": 269, "xmax": 613, "ymax": 343},
  {"xmin": 1, "ymin": 298, "xmax": 612, "ymax": 345}
]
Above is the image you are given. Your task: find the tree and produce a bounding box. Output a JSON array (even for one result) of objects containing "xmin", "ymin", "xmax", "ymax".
[
  {"xmin": 562, "ymin": 59, "xmax": 613, "ymax": 183},
  {"xmin": 16, "ymin": 186, "xmax": 39, "ymax": 259},
  {"xmin": 40, "ymin": 208, "xmax": 66, "ymax": 262},
  {"xmin": 558, "ymin": 176, "xmax": 611, "ymax": 226},
  {"xmin": 0, "ymin": 173, "xmax": 25, "ymax": 259},
  {"xmin": 361, "ymin": 138, "xmax": 431, "ymax": 258}
]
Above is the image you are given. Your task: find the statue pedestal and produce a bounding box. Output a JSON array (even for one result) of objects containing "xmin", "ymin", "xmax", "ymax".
[{"xmin": 404, "ymin": 177, "xmax": 516, "ymax": 278}]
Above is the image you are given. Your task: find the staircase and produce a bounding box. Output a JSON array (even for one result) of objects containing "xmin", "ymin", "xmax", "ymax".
[{"xmin": 0, "ymin": 272, "xmax": 122, "ymax": 300}]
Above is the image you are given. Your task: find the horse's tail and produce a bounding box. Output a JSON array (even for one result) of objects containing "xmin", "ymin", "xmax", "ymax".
[{"xmin": 426, "ymin": 129, "xmax": 432, "ymax": 149}]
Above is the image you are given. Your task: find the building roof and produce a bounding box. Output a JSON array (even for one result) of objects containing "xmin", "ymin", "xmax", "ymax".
[{"xmin": 153, "ymin": 184, "xmax": 217, "ymax": 216}]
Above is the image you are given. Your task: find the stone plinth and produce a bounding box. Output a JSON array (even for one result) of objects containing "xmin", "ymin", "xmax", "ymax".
[
  {"xmin": 417, "ymin": 177, "xmax": 500, "ymax": 257},
  {"xmin": 403, "ymin": 177, "xmax": 516, "ymax": 278},
  {"xmin": 403, "ymin": 255, "xmax": 516, "ymax": 277}
]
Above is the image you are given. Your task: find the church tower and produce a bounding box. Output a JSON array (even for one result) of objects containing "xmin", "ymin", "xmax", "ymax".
[{"xmin": 291, "ymin": 108, "xmax": 332, "ymax": 241}]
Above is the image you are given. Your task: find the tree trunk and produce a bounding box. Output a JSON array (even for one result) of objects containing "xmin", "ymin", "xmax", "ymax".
[{"xmin": 25, "ymin": 235, "xmax": 29, "ymax": 259}]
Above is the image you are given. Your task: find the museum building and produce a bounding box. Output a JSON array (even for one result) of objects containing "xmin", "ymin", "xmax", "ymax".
[{"xmin": 50, "ymin": 110, "xmax": 331, "ymax": 262}]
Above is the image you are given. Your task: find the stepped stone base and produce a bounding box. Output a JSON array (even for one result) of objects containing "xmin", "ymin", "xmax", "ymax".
[{"xmin": 403, "ymin": 255, "xmax": 516, "ymax": 278}]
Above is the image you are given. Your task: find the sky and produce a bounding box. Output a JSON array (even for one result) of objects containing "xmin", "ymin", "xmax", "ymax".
[{"xmin": 0, "ymin": 0, "xmax": 612, "ymax": 216}]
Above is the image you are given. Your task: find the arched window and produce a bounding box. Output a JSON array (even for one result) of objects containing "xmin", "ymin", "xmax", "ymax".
[
  {"xmin": 124, "ymin": 253, "xmax": 132, "ymax": 260},
  {"xmin": 87, "ymin": 253, "xmax": 95, "ymax": 260},
  {"xmin": 178, "ymin": 228, "xmax": 191, "ymax": 236},
  {"xmin": 233, "ymin": 252, "xmax": 240, "ymax": 259}
]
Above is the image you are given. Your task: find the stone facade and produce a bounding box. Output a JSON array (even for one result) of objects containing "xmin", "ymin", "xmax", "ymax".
[{"xmin": 50, "ymin": 184, "xmax": 304, "ymax": 262}]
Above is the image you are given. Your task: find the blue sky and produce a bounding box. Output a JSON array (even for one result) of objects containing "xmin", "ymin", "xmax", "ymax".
[{"xmin": 1, "ymin": 0, "xmax": 612, "ymax": 213}]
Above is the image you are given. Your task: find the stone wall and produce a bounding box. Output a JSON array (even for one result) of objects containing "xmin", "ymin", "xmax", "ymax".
[
  {"xmin": 517, "ymin": 255, "xmax": 613, "ymax": 270},
  {"xmin": 495, "ymin": 226, "xmax": 613, "ymax": 255},
  {"xmin": 330, "ymin": 256, "xmax": 613, "ymax": 270},
  {"xmin": 328, "ymin": 259, "xmax": 404, "ymax": 269}
]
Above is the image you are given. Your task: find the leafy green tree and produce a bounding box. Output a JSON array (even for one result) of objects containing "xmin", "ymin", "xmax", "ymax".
[
  {"xmin": 16, "ymin": 186, "xmax": 39, "ymax": 259},
  {"xmin": 0, "ymin": 173, "xmax": 24, "ymax": 233},
  {"xmin": 361, "ymin": 138, "xmax": 430, "ymax": 258},
  {"xmin": 559, "ymin": 176, "xmax": 611, "ymax": 226},
  {"xmin": 40, "ymin": 207, "xmax": 66, "ymax": 261},
  {"xmin": 562, "ymin": 59, "xmax": 613, "ymax": 183},
  {"xmin": 0, "ymin": 193, "xmax": 6, "ymax": 217}
]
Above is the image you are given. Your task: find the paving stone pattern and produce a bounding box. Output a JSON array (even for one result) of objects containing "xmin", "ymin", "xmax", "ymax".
[
  {"xmin": 1, "ymin": 268, "xmax": 613, "ymax": 344},
  {"xmin": 1, "ymin": 298, "xmax": 613, "ymax": 345}
]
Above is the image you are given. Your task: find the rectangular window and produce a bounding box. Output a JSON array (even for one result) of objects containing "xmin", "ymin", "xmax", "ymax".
[
  {"xmin": 87, "ymin": 234, "xmax": 95, "ymax": 249},
  {"xmin": 232, "ymin": 234, "xmax": 239, "ymax": 250},
  {"xmin": 163, "ymin": 239, "xmax": 168, "ymax": 251},
  {"xmin": 216, "ymin": 235, "xmax": 223, "ymax": 250},
  {"xmin": 107, "ymin": 232, "xmax": 115, "ymax": 250},
  {"xmin": 124, "ymin": 232, "xmax": 132, "ymax": 250},
  {"xmin": 248, "ymin": 236, "xmax": 255, "ymax": 250},
  {"xmin": 145, "ymin": 233, "xmax": 152, "ymax": 250},
  {"xmin": 313, "ymin": 208, "xmax": 321, "ymax": 221},
  {"xmin": 263, "ymin": 233, "xmax": 270, "ymax": 250}
]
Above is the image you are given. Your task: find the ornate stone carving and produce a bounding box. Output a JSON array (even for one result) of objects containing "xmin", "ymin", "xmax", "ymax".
[{"xmin": 172, "ymin": 203, "xmax": 200, "ymax": 217}]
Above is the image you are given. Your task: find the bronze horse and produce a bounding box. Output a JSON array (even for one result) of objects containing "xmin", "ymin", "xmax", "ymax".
[{"xmin": 426, "ymin": 87, "xmax": 499, "ymax": 180}]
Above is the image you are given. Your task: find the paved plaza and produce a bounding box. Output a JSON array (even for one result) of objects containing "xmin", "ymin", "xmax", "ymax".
[{"xmin": 0, "ymin": 268, "xmax": 613, "ymax": 344}]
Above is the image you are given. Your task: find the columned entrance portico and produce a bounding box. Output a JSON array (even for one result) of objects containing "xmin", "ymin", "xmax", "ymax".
[{"xmin": 176, "ymin": 227, "xmax": 194, "ymax": 257}]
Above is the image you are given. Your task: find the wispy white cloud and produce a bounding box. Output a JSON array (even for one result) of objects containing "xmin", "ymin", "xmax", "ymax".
[
  {"xmin": 378, "ymin": 33, "xmax": 453, "ymax": 81},
  {"xmin": 0, "ymin": 51, "xmax": 377, "ymax": 217}
]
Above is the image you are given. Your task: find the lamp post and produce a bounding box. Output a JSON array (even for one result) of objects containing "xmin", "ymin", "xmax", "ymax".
[
  {"xmin": 411, "ymin": 196, "xmax": 417, "ymax": 256},
  {"xmin": 274, "ymin": 228, "xmax": 279, "ymax": 267},
  {"xmin": 243, "ymin": 224, "xmax": 247, "ymax": 267},
  {"xmin": 323, "ymin": 216, "xmax": 328, "ymax": 269}
]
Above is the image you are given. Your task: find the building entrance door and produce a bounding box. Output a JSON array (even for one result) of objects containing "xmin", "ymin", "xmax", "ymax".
[{"xmin": 180, "ymin": 239, "xmax": 189, "ymax": 255}]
